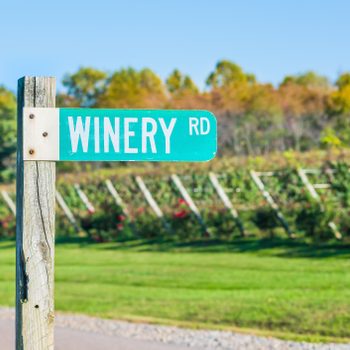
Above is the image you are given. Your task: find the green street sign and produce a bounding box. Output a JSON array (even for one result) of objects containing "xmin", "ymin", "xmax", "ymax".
[{"xmin": 23, "ymin": 108, "xmax": 217, "ymax": 162}]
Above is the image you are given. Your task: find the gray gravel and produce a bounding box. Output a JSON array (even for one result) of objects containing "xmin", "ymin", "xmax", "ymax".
[{"xmin": 1, "ymin": 307, "xmax": 349, "ymax": 350}]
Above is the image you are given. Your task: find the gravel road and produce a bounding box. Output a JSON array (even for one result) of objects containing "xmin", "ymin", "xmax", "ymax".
[{"xmin": 1, "ymin": 307, "xmax": 349, "ymax": 350}]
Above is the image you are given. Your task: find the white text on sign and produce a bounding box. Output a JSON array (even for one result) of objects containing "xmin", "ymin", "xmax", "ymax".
[{"xmin": 68, "ymin": 116, "xmax": 177, "ymax": 154}]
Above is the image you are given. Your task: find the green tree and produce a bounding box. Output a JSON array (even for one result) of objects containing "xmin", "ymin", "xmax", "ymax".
[
  {"xmin": 62, "ymin": 67, "xmax": 107, "ymax": 107},
  {"xmin": 206, "ymin": 60, "xmax": 255, "ymax": 88},
  {"xmin": 166, "ymin": 69, "xmax": 198, "ymax": 94},
  {"xmin": 0, "ymin": 86, "xmax": 16, "ymax": 181},
  {"xmin": 327, "ymin": 73, "xmax": 350, "ymax": 146},
  {"xmin": 280, "ymin": 71, "xmax": 330, "ymax": 89},
  {"xmin": 335, "ymin": 73, "xmax": 350, "ymax": 90},
  {"xmin": 56, "ymin": 93, "xmax": 80, "ymax": 108},
  {"xmin": 320, "ymin": 127, "xmax": 342, "ymax": 149},
  {"xmin": 99, "ymin": 68, "xmax": 166, "ymax": 108},
  {"xmin": 327, "ymin": 85, "xmax": 350, "ymax": 116}
]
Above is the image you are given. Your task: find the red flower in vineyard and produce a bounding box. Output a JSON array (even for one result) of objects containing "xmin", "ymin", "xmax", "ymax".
[
  {"xmin": 117, "ymin": 214, "xmax": 126, "ymax": 222},
  {"xmin": 178, "ymin": 198, "xmax": 186, "ymax": 205},
  {"xmin": 173, "ymin": 209, "xmax": 188, "ymax": 219},
  {"xmin": 117, "ymin": 223, "xmax": 124, "ymax": 230}
]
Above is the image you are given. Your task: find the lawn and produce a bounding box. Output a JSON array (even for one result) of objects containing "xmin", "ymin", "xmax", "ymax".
[{"xmin": 0, "ymin": 238, "xmax": 350, "ymax": 343}]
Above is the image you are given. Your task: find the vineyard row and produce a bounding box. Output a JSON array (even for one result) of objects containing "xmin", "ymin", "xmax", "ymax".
[{"xmin": 1, "ymin": 164, "xmax": 349, "ymax": 241}]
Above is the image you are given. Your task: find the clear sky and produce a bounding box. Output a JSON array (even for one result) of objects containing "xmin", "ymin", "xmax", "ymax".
[{"xmin": 1, "ymin": 0, "xmax": 350, "ymax": 92}]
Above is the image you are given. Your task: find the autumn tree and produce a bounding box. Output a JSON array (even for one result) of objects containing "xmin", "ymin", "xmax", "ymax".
[
  {"xmin": 281, "ymin": 71, "xmax": 330, "ymax": 89},
  {"xmin": 335, "ymin": 73, "xmax": 350, "ymax": 90},
  {"xmin": 206, "ymin": 60, "xmax": 255, "ymax": 88},
  {"xmin": 98, "ymin": 68, "xmax": 167, "ymax": 108},
  {"xmin": 166, "ymin": 69, "xmax": 198, "ymax": 95},
  {"xmin": 165, "ymin": 69, "xmax": 206, "ymax": 109},
  {"xmin": 243, "ymin": 83, "xmax": 283, "ymax": 154},
  {"xmin": 205, "ymin": 60, "xmax": 256, "ymax": 115},
  {"xmin": 62, "ymin": 67, "xmax": 107, "ymax": 107},
  {"xmin": 326, "ymin": 73, "xmax": 350, "ymax": 145},
  {"xmin": 206, "ymin": 60, "xmax": 283, "ymax": 155},
  {"xmin": 278, "ymin": 71, "xmax": 330, "ymax": 150},
  {"xmin": 328, "ymin": 73, "xmax": 350, "ymax": 116},
  {"xmin": 55, "ymin": 64, "xmax": 345, "ymax": 156}
]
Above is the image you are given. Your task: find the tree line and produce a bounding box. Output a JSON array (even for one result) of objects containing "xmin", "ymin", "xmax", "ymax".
[{"xmin": 1, "ymin": 60, "xmax": 350, "ymax": 180}]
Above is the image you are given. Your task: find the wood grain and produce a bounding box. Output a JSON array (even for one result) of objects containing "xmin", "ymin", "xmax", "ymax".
[{"xmin": 16, "ymin": 77, "xmax": 56, "ymax": 350}]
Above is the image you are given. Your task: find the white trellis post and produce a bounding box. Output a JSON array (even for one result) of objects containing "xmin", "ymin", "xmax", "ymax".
[
  {"xmin": 105, "ymin": 179, "xmax": 131, "ymax": 217},
  {"xmin": 297, "ymin": 168, "xmax": 341, "ymax": 240},
  {"xmin": 74, "ymin": 184, "xmax": 95, "ymax": 214},
  {"xmin": 250, "ymin": 170, "xmax": 293, "ymax": 238},
  {"xmin": 16, "ymin": 77, "xmax": 56, "ymax": 350},
  {"xmin": 105, "ymin": 179, "xmax": 138, "ymax": 235},
  {"xmin": 171, "ymin": 174, "xmax": 208, "ymax": 235},
  {"xmin": 135, "ymin": 176, "xmax": 171, "ymax": 232},
  {"xmin": 297, "ymin": 168, "xmax": 321, "ymax": 201},
  {"xmin": 1, "ymin": 190, "xmax": 16, "ymax": 216},
  {"xmin": 55, "ymin": 190, "xmax": 80, "ymax": 232},
  {"xmin": 209, "ymin": 172, "xmax": 244, "ymax": 236}
]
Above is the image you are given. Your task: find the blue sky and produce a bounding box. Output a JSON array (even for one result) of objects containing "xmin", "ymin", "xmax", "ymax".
[{"xmin": 1, "ymin": 0, "xmax": 350, "ymax": 92}]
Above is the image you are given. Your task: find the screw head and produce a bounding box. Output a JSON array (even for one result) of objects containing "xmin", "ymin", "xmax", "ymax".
[
  {"xmin": 42, "ymin": 132, "xmax": 48, "ymax": 137},
  {"xmin": 29, "ymin": 149, "xmax": 34, "ymax": 155},
  {"xmin": 29, "ymin": 114, "xmax": 35, "ymax": 119}
]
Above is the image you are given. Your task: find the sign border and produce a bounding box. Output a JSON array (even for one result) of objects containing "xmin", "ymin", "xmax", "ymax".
[{"xmin": 23, "ymin": 107, "xmax": 217, "ymax": 162}]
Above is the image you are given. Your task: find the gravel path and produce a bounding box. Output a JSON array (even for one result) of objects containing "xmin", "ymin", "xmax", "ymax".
[{"xmin": 1, "ymin": 307, "xmax": 349, "ymax": 350}]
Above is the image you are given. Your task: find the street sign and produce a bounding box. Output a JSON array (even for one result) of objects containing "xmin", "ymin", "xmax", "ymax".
[
  {"xmin": 17, "ymin": 76, "xmax": 219, "ymax": 349},
  {"xmin": 17, "ymin": 77, "xmax": 218, "ymax": 350},
  {"xmin": 23, "ymin": 108, "xmax": 217, "ymax": 162}
]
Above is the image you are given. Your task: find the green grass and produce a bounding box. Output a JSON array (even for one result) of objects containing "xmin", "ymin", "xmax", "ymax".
[{"xmin": 1, "ymin": 238, "xmax": 350, "ymax": 343}]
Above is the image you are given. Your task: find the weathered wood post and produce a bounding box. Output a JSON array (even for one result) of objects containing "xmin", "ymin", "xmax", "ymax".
[{"xmin": 16, "ymin": 77, "xmax": 56, "ymax": 349}]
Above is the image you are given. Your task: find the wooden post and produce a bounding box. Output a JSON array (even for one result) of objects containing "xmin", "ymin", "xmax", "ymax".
[
  {"xmin": 135, "ymin": 176, "xmax": 164, "ymax": 218},
  {"xmin": 135, "ymin": 176, "xmax": 171, "ymax": 232},
  {"xmin": 209, "ymin": 172, "xmax": 245, "ymax": 237},
  {"xmin": 250, "ymin": 170, "xmax": 293, "ymax": 238},
  {"xmin": 55, "ymin": 190, "xmax": 80, "ymax": 233},
  {"xmin": 170, "ymin": 174, "xmax": 208, "ymax": 235},
  {"xmin": 16, "ymin": 77, "xmax": 56, "ymax": 350},
  {"xmin": 297, "ymin": 168, "xmax": 342, "ymax": 240},
  {"xmin": 297, "ymin": 168, "xmax": 320, "ymax": 201},
  {"xmin": 1, "ymin": 190, "xmax": 16, "ymax": 216},
  {"xmin": 105, "ymin": 179, "xmax": 131, "ymax": 217},
  {"xmin": 105, "ymin": 179, "xmax": 138, "ymax": 236},
  {"xmin": 74, "ymin": 184, "xmax": 95, "ymax": 214}
]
